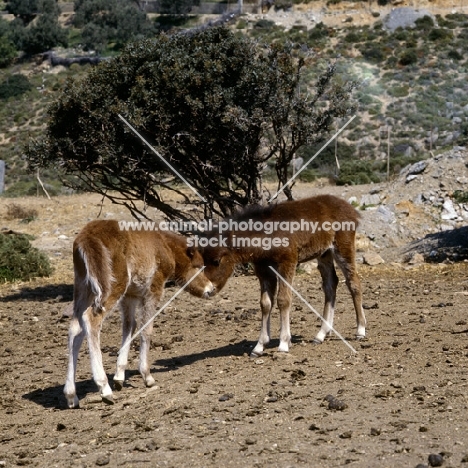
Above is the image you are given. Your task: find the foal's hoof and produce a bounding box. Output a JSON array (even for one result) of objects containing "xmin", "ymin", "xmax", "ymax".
[
  {"xmin": 145, "ymin": 376, "xmax": 157, "ymax": 388},
  {"xmin": 101, "ymin": 394, "xmax": 115, "ymax": 405},
  {"xmin": 312, "ymin": 338, "xmax": 323, "ymax": 345},
  {"xmin": 250, "ymin": 350, "xmax": 262, "ymax": 359},
  {"xmin": 65, "ymin": 395, "xmax": 80, "ymax": 409},
  {"xmin": 113, "ymin": 380, "xmax": 124, "ymax": 391},
  {"xmin": 356, "ymin": 335, "xmax": 366, "ymax": 341}
]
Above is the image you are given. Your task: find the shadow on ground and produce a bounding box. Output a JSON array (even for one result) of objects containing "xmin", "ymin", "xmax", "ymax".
[
  {"xmin": 0, "ymin": 284, "xmax": 73, "ymax": 302},
  {"xmin": 403, "ymin": 225, "xmax": 468, "ymax": 262}
]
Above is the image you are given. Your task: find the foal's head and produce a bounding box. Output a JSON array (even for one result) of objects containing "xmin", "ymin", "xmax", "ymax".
[
  {"xmin": 201, "ymin": 244, "xmax": 236, "ymax": 294},
  {"xmin": 174, "ymin": 244, "xmax": 215, "ymax": 298}
]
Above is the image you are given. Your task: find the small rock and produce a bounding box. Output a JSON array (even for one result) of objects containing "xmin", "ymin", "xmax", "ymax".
[
  {"xmin": 408, "ymin": 253, "xmax": 425, "ymax": 265},
  {"xmin": 56, "ymin": 423, "xmax": 66, "ymax": 431},
  {"xmin": 327, "ymin": 396, "xmax": 348, "ymax": 411},
  {"xmin": 407, "ymin": 160, "xmax": 428, "ymax": 175},
  {"xmin": 360, "ymin": 193, "xmax": 381, "ymax": 207},
  {"xmin": 265, "ymin": 396, "xmax": 278, "ymax": 403},
  {"xmin": 245, "ymin": 438, "xmax": 257, "ymax": 445},
  {"xmin": 146, "ymin": 440, "xmax": 159, "ymax": 451},
  {"xmin": 370, "ymin": 427, "xmax": 381, "ymax": 436},
  {"xmin": 461, "ymin": 454, "xmax": 468, "ymax": 463},
  {"xmin": 428, "ymin": 453, "xmax": 444, "ymax": 467},
  {"xmin": 218, "ymin": 393, "xmax": 233, "ymax": 402},
  {"xmin": 339, "ymin": 431, "xmax": 352, "ymax": 439},
  {"xmin": 441, "ymin": 199, "xmax": 458, "ymax": 220},
  {"xmin": 363, "ymin": 252, "xmax": 385, "ymax": 266},
  {"xmin": 95, "ymin": 455, "xmax": 110, "ymax": 466}
]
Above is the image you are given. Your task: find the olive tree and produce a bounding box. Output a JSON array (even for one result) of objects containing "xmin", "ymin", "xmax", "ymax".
[{"xmin": 26, "ymin": 27, "xmax": 356, "ymax": 220}]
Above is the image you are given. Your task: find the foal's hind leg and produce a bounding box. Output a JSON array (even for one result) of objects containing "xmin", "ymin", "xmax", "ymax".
[
  {"xmin": 64, "ymin": 297, "xmax": 88, "ymax": 409},
  {"xmin": 313, "ymin": 250, "xmax": 339, "ymax": 344},
  {"xmin": 138, "ymin": 280, "xmax": 164, "ymax": 387},
  {"xmin": 114, "ymin": 296, "xmax": 138, "ymax": 390},
  {"xmin": 333, "ymin": 237, "xmax": 366, "ymax": 339},
  {"xmin": 82, "ymin": 305, "xmax": 115, "ymax": 404},
  {"xmin": 251, "ymin": 264, "xmax": 278, "ymax": 358}
]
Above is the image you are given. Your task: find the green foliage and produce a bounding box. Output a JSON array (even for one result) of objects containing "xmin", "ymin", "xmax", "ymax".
[
  {"xmin": 308, "ymin": 22, "xmax": 329, "ymax": 42},
  {"xmin": 387, "ymin": 84, "xmax": 409, "ymax": 98},
  {"xmin": 453, "ymin": 190, "xmax": 468, "ymax": 204},
  {"xmin": 22, "ymin": 12, "xmax": 68, "ymax": 54},
  {"xmin": 428, "ymin": 28, "xmax": 453, "ymax": 42},
  {"xmin": 274, "ymin": 0, "xmax": 292, "ymax": 10},
  {"xmin": 0, "ymin": 36, "xmax": 17, "ymax": 68},
  {"xmin": 414, "ymin": 15, "xmax": 434, "ymax": 31},
  {"xmin": 73, "ymin": 0, "xmax": 155, "ymax": 52},
  {"xmin": 399, "ymin": 48, "xmax": 417, "ymax": 66},
  {"xmin": 5, "ymin": 0, "xmax": 67, "ymax": 54},
  {"xmin": 447, "ymin": 49, "xmax": 463, "ymax": 61},
  {"xmin": 0, "ymin": 74, "xmax": 32, "ymax": 99},
  {"xmin": 159, "ymin": 0, "xmax": 200, "ymax": 15},
  {"xmin": 335, "ymin": 160, "xmax": 381, "ymax": 186},
  {"xmin": 0, "ymin": 232, "xmax": 52, "ymax": 282},
  {"xmin": 254, "ymin": 19, "xmax": 275, "ymax": 30},
  {"xmin": 6, "ymin": 0, "xmax": 38, "ymax": 23},
  {"xmin": 361, "ymin": 44, "xmax": 385, "ymax": 63}
]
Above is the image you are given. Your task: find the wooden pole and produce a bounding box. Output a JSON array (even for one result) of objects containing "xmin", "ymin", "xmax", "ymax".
[
  {"xmin": 387, "ymin": 126, "xmax": 390, "ymax": 181},
  {"xmin": 0, "ymin": 160, "xmax": 5, "ymax": 194}
]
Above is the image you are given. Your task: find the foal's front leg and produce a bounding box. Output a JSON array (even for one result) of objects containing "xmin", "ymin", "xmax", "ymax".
[
  {"xmin": 313, "ymin": 250, "xmax": 339, "ymax": 344},
  {"xmin": 251, "ymin": 264, "xmax": 277, "ymax": 358},
  {"xmin": 274, "ymin": 262, "xmax": 297, "ymax": 353}
]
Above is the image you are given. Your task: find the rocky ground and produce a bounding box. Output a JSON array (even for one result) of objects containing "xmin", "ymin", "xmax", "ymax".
[{"xmin": 0, "ymin": 148, "xmax": 468, "ymax": 467}]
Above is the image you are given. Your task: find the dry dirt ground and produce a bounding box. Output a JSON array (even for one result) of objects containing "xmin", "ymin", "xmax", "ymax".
[{"xmin": 1, "ymin": 189, "xmax": 468, "ymax": 467}]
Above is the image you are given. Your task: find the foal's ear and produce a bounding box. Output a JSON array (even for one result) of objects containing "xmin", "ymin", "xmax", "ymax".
[{"xmin": 186, "ymin": 246, "xmax": 196, "ymax": 258}]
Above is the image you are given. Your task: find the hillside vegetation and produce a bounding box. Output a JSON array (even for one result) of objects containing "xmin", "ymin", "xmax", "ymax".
[{"xmin": 0, "ymin": 0, "xmax": 467, "ymax": 196}]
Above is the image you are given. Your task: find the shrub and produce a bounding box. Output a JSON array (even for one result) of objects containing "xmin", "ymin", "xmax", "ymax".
[
  {"xmin": 447, "ymin": 49, "xmax": 463, "ymax": 61},
  {"xmin": 0, "ymin": 74, "xmax": 31, "ymax": 99},
  {"xmin": 428, "ymin": 28, "xmax": 453, "ymax": 42},
  {"xmin": 361, "ymin": 44, "xmax": 385, "ymax": 63},
  {"xmin": 453, "ymin": 190, "xmax": 468, "ymax": 203},
  {"xmin": 388, "ymin": 85, "xmax": 410, "ymax": 98},
  {"xmin": 5, "ymin": 203, "xmax": 38, "ymax": 222},
  {"xmin": 308, "ymin": 22, "xmax": 329, "ymax": 42},
  {"xmin": 0, "ymin": 232, "xmax": 52, "ymax": 282},
  {"xmin": 414, "ymin": 15, "xmax": 435, "ymax": 31},
  {"xmin": 335, "ymin": 160, "xmax": 381, "ymax": 186},
  {"xmin": 254, "ymin": 19, "xmax": 275, "ymax": 29},
  {"xmin": 275, "ymin": 0, "xmax": 292, "ymax": 10},
  {"xmin": 399, "ymin": 49, "xmax": 418, "ymax": 66},
  {"xmin": 0, "ymin": 36, "xmax": 17, "ymax": 68}
]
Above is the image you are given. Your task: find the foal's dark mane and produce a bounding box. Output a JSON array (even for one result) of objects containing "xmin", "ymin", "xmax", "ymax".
[{"xmin": 231, "ymin": 203, "xmax": 277, "ymax": 222}]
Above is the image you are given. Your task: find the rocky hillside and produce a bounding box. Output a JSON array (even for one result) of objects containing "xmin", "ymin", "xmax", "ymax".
[
  {"xmin": 1, "ymin": 1, "xmax": 468, "ymax": 200},
  {"xmin": 302, "ymin": 147, "xmax": 468, "ymax": 264}
]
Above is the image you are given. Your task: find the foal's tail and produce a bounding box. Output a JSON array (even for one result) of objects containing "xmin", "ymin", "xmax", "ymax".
[{"xmin": 73, "ymin": 236, "xmax": 114, "ymax": 312}]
